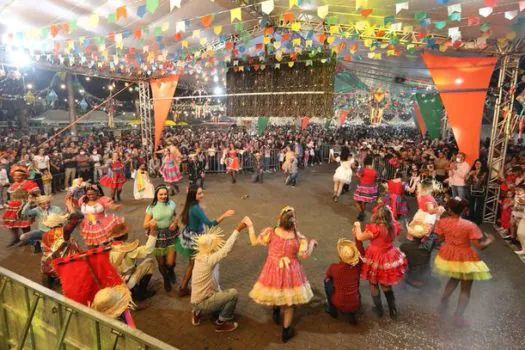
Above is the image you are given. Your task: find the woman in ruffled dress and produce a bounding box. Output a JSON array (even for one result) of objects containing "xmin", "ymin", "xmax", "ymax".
[
  {"xmin": 434, "ymin": 198, "xmax": 494, "ymax": 326},
  {"xmin": 226, "ymin": 143, "xmax": 240, "ymax": 184},
  {"xmin": 353, "ymin": 205, "xmax": 407, "ymax": 319},
  {"xmin": 379, "ymin": 169, "xmax": 409, "ymax": 219},
  {"xmin": 160, "ymin": 142, "xmax": 183, "ymax": 195},
  {"xmin": 100, "ymin": 152, "xmax": 127, "ymax": 202},
  {"xmin": 353, "ymin": 156, "xmax": 378, "ymax": 221},
  {"xmin": 79, "ymin": 185, "xmax": 128, "ymax": 247},
  {"xmin": 249, "ymin": 206, "xmax": 317, "ymax": 343},
  {"xmin": 332, "ymin": 147, "xmax": 354, "ymax": 202},
  {"xmin": 3, "ymin": 165, "xmax": 40, "ymax": 246}
]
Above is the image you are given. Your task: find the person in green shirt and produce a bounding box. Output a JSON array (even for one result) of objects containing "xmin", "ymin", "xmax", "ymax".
[
  {"xmin": 144, "ymin": 185, "xmax": 178, "ymax": 293},
  {"xmin": 177, "ymin": 184, "xmax": 235, "ymax": 297}
]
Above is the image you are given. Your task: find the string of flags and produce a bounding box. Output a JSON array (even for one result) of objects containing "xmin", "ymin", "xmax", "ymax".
[{"xmin": 2, "ymin": 0, "xmax": 524, "ymax": 78}]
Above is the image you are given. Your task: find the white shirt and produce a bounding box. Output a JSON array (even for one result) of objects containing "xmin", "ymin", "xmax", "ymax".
[{"xmin": 33, "ymin": 155, "xmax": 49, "ymax": 170}]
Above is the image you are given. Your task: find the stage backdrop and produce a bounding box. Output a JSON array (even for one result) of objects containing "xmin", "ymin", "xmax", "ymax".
[
  {"xmin": 226, "ymin": 58, "xmax": 335, "ymax": 118},
  {"xmin": 421, "ymin": 52, "xmax": 497, "ymax": 164}
]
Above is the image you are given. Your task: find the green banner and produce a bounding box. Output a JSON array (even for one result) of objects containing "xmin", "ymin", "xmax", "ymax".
[
  {"xmin": 414, "ymin": 93, "xmax": 444, "ymax": 139},
  {"xmin": 257, "ymin": 116, "xmax": 269, "ymax": 135}
]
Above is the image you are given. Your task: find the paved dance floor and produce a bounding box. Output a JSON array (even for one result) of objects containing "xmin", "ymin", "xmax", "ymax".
[{"xmin": 1, "ymin": 164, "xmax": 524, "ymax": 349}]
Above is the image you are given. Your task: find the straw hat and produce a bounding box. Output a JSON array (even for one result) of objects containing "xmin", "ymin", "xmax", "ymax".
[
  {"xmin": 9, "ymin": 165, "xmax": 28, "ymax": 177},
  {"xmin": 111, "ymin": 240, "xmax": 140, "ymax": 253},
  {"xmin": 193, "ymin": 226, "xmax": 225, "ymax": 256},
  {"xmin": 36, "ymin": 195, "xmax": 53, "ymax": 205},
  {"xmin": 336, "ymin": 239, "xmax": 361, "ymax": 266},
  {"xmin": 43, "ymin": 214, "xmax": 69, "ymax": 228},
  {"xmin": 90, "ymin": 284, "xmax": 132, "ymax": 319},
  {"xmin": 406, "ymin": 223, "xmax": 431, "ymax": 238},
  {"xmin": 106, "ymin": 223, "xmax": 129, "ymax": 241}
]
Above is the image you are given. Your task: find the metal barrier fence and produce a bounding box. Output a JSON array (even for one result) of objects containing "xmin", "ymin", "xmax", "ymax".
[{"xmin": 0, "ymin": 267, "xmax": 177, "ymax": 350}]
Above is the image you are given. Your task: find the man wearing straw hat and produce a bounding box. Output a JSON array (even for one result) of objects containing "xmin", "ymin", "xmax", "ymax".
[
  {"xmin": 324, "ymin": 238, "xmax": 365, "ymax": 325},
  {"xmin": 19, "ymin": 194, "xmax": 67, "ymax": 253},
  {"xmin": 190, "ymin": 216, "xmax": 253, "ymax": 332},
  {"xmin": 400, "ymin": 214, "xmax": 437, "ymax": 289},
  {"xmin": 107, "ymin": 225, "xmax": 157, "ymax": 302}
]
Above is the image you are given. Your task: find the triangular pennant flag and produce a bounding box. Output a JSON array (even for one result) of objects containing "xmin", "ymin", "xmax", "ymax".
[
  {"xmin": 479, "ymin": 7, "xmax": 493, "ymax": 17},
  {"xmin": 467, "ymin": 16, "xmax": 480, "ymax": 26},
  {"xmin": 289, "ymin": 0, "xmax": 298, "ymax": 8},
  {"xmin": 261, "ymin": 0, "xmax": 274, "ymax": 15},
  {"xmin": 170, "ymin": 0, "xmax": 181, "ymax": 11},
  {"xmin": 107, "ymin": 13, "xmax": 116, "ymax": 24},
  {"xmin": 318, "ymin": 5, "xmax": 329, "ymax": 19},
  {"xmin": 520, "ymin": 1, "xmax": 525, "ymax": 12},
  {"xmin": 176, "ymin": 21, "xmax": 186, "ymax": 33},
  {"xmin": 231, "ymin": 8, "xmax": 242, "ymax": 22},
  {"xmin": 50, "ymin": 24, "xmax": 59, "ymax": 38},
  {"xmin": 137, "ymin": 5, "xmax": 146, "ymax": 18},
  {"xmin": 89, "ymin": 14, "xmax": 99, "ymax": 27},
  {"xmin": 447, "ymin": 4, "xmax": 461, "ymax": 16},
  {"xmin": 361, "ymin": 9, "xmax": 373, "ymax": 17},
  {"xmin": 504, "ymin": 10, "xmax": 518, "ymax": 20},
  {"xmin": 116, "ymin": 6, "xmax": 127, "ymax": 21},
  {"xmin": 213, "ymin": 25, "xmax": 222, "ymax": 35},
  {"xmin": 484, "ymin": 0, "xmax": 496, "ymax": 6},
  {"xmin": 434, "ymin": 21, "xmax": 446, "ymax": 30},
  {"xmin": 146, "ymin": 0, "xmax": 159, "ymax": 14},
  {"xmin": 201, "ymin": 15, "xmax": 213, "ymax": 27},
  {"xmin": 396, "ymin": 2, "xmax": 408, "ymax": 15}
]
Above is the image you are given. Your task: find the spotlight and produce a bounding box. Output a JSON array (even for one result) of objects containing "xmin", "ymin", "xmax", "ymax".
[
  {"xmin": 213, "ymin": 76, "xmax": 219, "ymax": 82},
  {"xmin": 213, "ymin": 86, "xmax": 223, "ymax": 95},
  {"xmin": 26, "ymin": 83, "xmax": 33, "ymax": 89},
  {"xmin": 9, "ymin": 50, "xmax": 31, "ymax": 67},
  {"xmin": 85, "ymin": 76, "xmax": 91, "ymax": 81},
  {"xmin": 60, "ymin": 84, "xmax": 66, "ymax": 89},
  {"xmin": 455, "ymin": 78, "xmax": 463, "ymax": 85}
]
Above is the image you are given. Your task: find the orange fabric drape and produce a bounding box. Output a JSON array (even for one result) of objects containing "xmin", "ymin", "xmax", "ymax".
[
  {"xmin": 421, "ymin": 52, "xmax": 496, "ymax": 164},
  {"xmin": 150, "ymin": 75, "xmax": 179, "ymax": 151},
  {"xmin": 339, "ymin": 111, "xmax": 348, "ymax": 127},
  {"xmin": 413, "ymin": 104, "xmax": 427, "ymax": 136}
]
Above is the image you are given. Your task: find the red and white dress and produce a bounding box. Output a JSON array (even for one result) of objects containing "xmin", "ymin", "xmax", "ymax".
[
  {"xmin": 360, "ymin": 221, "xmax": 407, "ymax": 285},
  {"xmin": 434, "ymin": 217, "xmax": 491, "ymax": 280},
  {"xmin": 80, "ymin": 197, "xmax": 127, "ymax": 246},
  {"xmin": 384, "ymin": 180, "xmax": 409, "ymax": 218},
  {"xmin": 100, "ymin": 160, "xmax": 127, "ymax": 190},
  {"xmin": 249, "ymin": 228, "xmax": 313, "ymax": 306},
  {"xmin": 226, "ymin": 150, "xmax": 240, "ymax": 172},
  {"xmin": 353, "ymin": 167, "xmax": 378, "ymax": 203},
  {"xmin": 3, "ymin": 180, "xmax": 40, "ymax": 228}
]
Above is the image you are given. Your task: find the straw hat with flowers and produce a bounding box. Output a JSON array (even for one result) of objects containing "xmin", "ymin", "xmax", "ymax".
[{"xmin": 336, "ymin": 239, "xmax": 361, "ymax": 266}]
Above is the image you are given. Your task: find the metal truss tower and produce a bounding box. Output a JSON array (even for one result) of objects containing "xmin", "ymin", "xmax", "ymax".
[
  {"xmin": 483, "ymin": 44, "xmax": 524, "ymax": 224},
  {"xmin": 138, "ymin": 81, "xmax": 154, "ymax": 166}
]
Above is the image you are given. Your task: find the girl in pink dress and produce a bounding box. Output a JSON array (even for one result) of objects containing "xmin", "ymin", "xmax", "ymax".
[
  {"xmin": 80, "ymin": 185, "xmax": 128, "ymax": 247},
  {"xmin": 226, "ymin": 143, "xmax": 240, "ymax": 184},
  {"xmin": 249, "ymin": 206, "xmax": 317, "ymax": 343},
  {"xmin": 354, "ymin": 205, "xmax": 407, "ymax": 319},
  {"xmin": 353, "ymin": 156, "xmax": 377, "ymax": 221},
  {"xmin": 160, "ymin": 143, "xmax": 183, "ymax": 195}
]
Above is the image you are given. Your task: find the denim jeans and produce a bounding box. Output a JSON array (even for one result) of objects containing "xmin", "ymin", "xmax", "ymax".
[
  {"xmin": 286, "ymin": 173, "xmax": 297, "ymax": 186},
  {"xmin": 193, "ymin": 288, "xmax": 238, "ymax": 322},
  {"xmin": 324, "ymin": 279, "xmax": 337, "ymax": 314},
  {"xmin": 451, "ymin": 185, "xmax": 467, "ymax": 200},
  {"xmin": 21, "ymin": 229, "xmax": 44, "ymax": 245}
]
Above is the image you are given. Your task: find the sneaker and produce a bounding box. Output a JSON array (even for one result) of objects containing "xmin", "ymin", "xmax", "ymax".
[
  {"xmin": 515, "ymin": 250, "xmax": 525, "ymax": 255},
  {"xmin": 214, "ymin": 320, "xmax": 238, "ymax": 333},
  {"xmin": 503, "ymin": 235, "xmax": 512, "ymax": 240},
  {"xmin": 191, "ymin": 310, "xmax": 201, "ymax": 326}
]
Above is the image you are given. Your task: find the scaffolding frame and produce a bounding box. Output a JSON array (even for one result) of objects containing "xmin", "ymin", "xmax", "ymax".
[
  {"xmin": 138, "ymin": 81, "xmax": 154, "ymax": 165},
  {"xmin": 483, "ymin": 42, "xmax": 524, "ymax": 224}
]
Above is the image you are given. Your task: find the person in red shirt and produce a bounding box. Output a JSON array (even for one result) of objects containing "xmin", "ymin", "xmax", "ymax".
[
  {"xmin": 353, "ymin": 156, "xmax": 377, "ymax": 221},
  {"xmin": 324, "ymin": 238, "xmax": 364, "ymax": 325}
]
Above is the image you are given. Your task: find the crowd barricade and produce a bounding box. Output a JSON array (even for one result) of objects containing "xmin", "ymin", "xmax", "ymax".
[{"xmin": 202, "ymin": 150, "xmax": 282, "ymax": 175}]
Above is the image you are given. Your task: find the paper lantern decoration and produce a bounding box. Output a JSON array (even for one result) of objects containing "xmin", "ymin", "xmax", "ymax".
[{"xmin": 24, "ymin": 91, "xmax": 35, "ymax": 104}]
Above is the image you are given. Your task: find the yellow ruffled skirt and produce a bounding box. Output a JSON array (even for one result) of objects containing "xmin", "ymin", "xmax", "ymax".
[{"xmin": 434, "ymin": 255, "xmax": 491, "ymax": 281}]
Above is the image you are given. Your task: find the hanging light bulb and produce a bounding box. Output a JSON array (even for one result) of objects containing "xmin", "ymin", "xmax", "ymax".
[
  {"xmin": 60, "ymin": 84, "xmax": 66, "ymax": 89},
  {"xmin": 85, "ymin": 76, "xmax": 91, "ymax": 81}
]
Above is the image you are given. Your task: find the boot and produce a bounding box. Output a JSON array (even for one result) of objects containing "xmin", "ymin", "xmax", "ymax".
[
  {"xmin": 384, "ymin": 290, "xmax": 398, "ymax": 320},
  {"xmin": 281, "ymin": 326, "xmax": 295, "ymax": 343},
  {"xmin": 7, "ymin": 231, "xmax": 20, "ymax": 247},
  {"xmin": 160, "ymin": 271, "xmax": 171, "ymax": 292},
  {"xmin": 167, "ymin": 265, "xmax": 176, "ymax": 284},
  {"xmin": 272, "ymin": 307, "xmax": 281, "ymax": 325},
  {"xmin": 372, "ymin": 295, "xmax": 384, "ymax": 317},
  {"xmin": 116, "ymin": 191, "xmax": 122, "ymax": 202},
  {"xmin": 134, "ymin": 274, "xmax": 156, "ymax": 301}
]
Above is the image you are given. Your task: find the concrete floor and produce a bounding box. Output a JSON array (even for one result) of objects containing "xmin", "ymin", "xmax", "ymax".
[{"xmin": 1, "ymin": 164, "xmax": 524, "ymax": 350}]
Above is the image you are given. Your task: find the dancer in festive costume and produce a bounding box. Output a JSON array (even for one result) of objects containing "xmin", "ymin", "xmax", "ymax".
[
  {"xmin": 332, "ymin": 148, "xmax": 354, "ymax": 202},
  {"xmin": 160, "ymin": 142, "xmax": 183, "ymax": 195},
  {"xmin": 226, "ymin": 143, "xmax": 240, "ymax": 184},
  {"xmin": 80, "ymin": 185, "xmax": 128, "ymax": 247},
  {"xmin": 324, "ymin": 238, "xmax": 364, "ymax": 325},
  {"xmin": 353, "ymin": 205, "xmax": 407, "ymax": 319},
  {"xmin": 143, "ymin": 185, "xmax": 178, "ymax": 293},
  {"xmin": 100, "ymin": 152, "xmax": 127, "ymax": 202},
  {"xmin": 133, "ymin": 163, "xmax": 155, "ymax": 200},
  {"xmin": 177, "ymin": 185, "xmax": 235, "ymax": 297},
  {"xmin": 353, "ymin": 156, "xmax": 377, "ymax": 221},
  {"xmin": 40, "ymin": 213, "xmax": 81, "ymax": 289},
  {"xmin": 108, "ymin": 225, "xmax": 157, "ymax": 302},
  {"xmin": 249, "ymin": 206, "xmax": 317, "ymax": 343},
  {"xmin": 3, "ymin": 165, "xmax": 40, "ymax": 246},
  {"xmin": 379, "ymin": 169, "xmax": 408, "ymax": 219},
  {"xmin": 417, "ymin": 179, "xmax": 445, "ymax": 215},
  {"xmin": 434, "ymin": 198, "xmax": 494, "ymax": 326},
  {"xmin": 191, "ymin": 218, "xmax": 253, "ymax": 332},
  {"xmin": 90, "ymin": 284, "xmax": 135, "ymax": 326},
  {"xmin": 65, "ymin": 178, "xmax": 89, "ymax": 211}
]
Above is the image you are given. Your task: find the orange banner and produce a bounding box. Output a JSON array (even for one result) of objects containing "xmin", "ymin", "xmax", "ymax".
[
  {"xmin": 413, "ymin": 104, "xmax": 427, "ymax": 136},
  {"xmin": 150, "ymin": 75, "xmax": 179, "ymax": 151},
  {"xmin": 339, "ymin": 111, "xmax": 348, "ymax": 127},
  {"xmin": 301, "ymin": 116, "xmax": 310, "ymax": 130},
  {"xmin": 421, "ymin": 52, "xmax": 496, "ymax": 164}
]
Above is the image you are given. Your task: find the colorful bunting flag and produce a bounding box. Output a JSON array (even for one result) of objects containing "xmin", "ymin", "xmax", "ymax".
[
  {"xmin": 479, "ymin": 7, "xmax": 493, "ymax": 17},
  {"xmin": 137, "ymin": 5, "xmax": 146, "ymax": 18},
  {"xmin": 170, "ymin": 0, "xmax": 181, "ymax": 11},
  {"xmin": 230, "ymin": 8, "xmax": 242, "ymax": 22},
  {"xmin": 396, "ymin": 2, "xmax": 408, "ymax": 15},
  {"xmin": 146, "ymin": 0, "xmax": 159, "ymax": 14},
  {"xmin": 434, "ymin": 21, "xmax": 446, "ymax": 30},
  {"xmin": 447, "ymin": 4, "xmax": 461, "ymax": 16},
  {"xmin": 289, "ymin": 0, "xmax": 298, "ymax": 8},
  {"xmin": 116, "ymin": 6, "xmax": 127, "ymax": 21},
  {"xmin": 107, "ymin": 13, "xmax": 116, "ymax": 24},
  {"xmin": 505, "ymin": 11, "xmax": 518, "ymax": 20},
  {"xmin": 468, "ymin": 16, "xmax": 480, "ymax": 26},
  {"xmin": 261, "ymin": 0, "xmax": 274, "ymax": 15},
  {"xmin": 213, "ymin": 25, "xmax": 222, "ymax": 35},
  {"xmin": 520, "ymin": 1, "xmax": 525, "ymax": 12},
  {"xmin": 201, "ymin": 15, "xmax": 213, "ymax": 27},
  {"xmin": 361, "ymin": 9, "xmax": 373, "ymax": 17},
  {"xmin": 318, "ymin": 5, "xmax": 329, "ymax": 19},
  {"xmin": 176, "ymin": 21, "xmax": 186, "ymax": 33}
]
